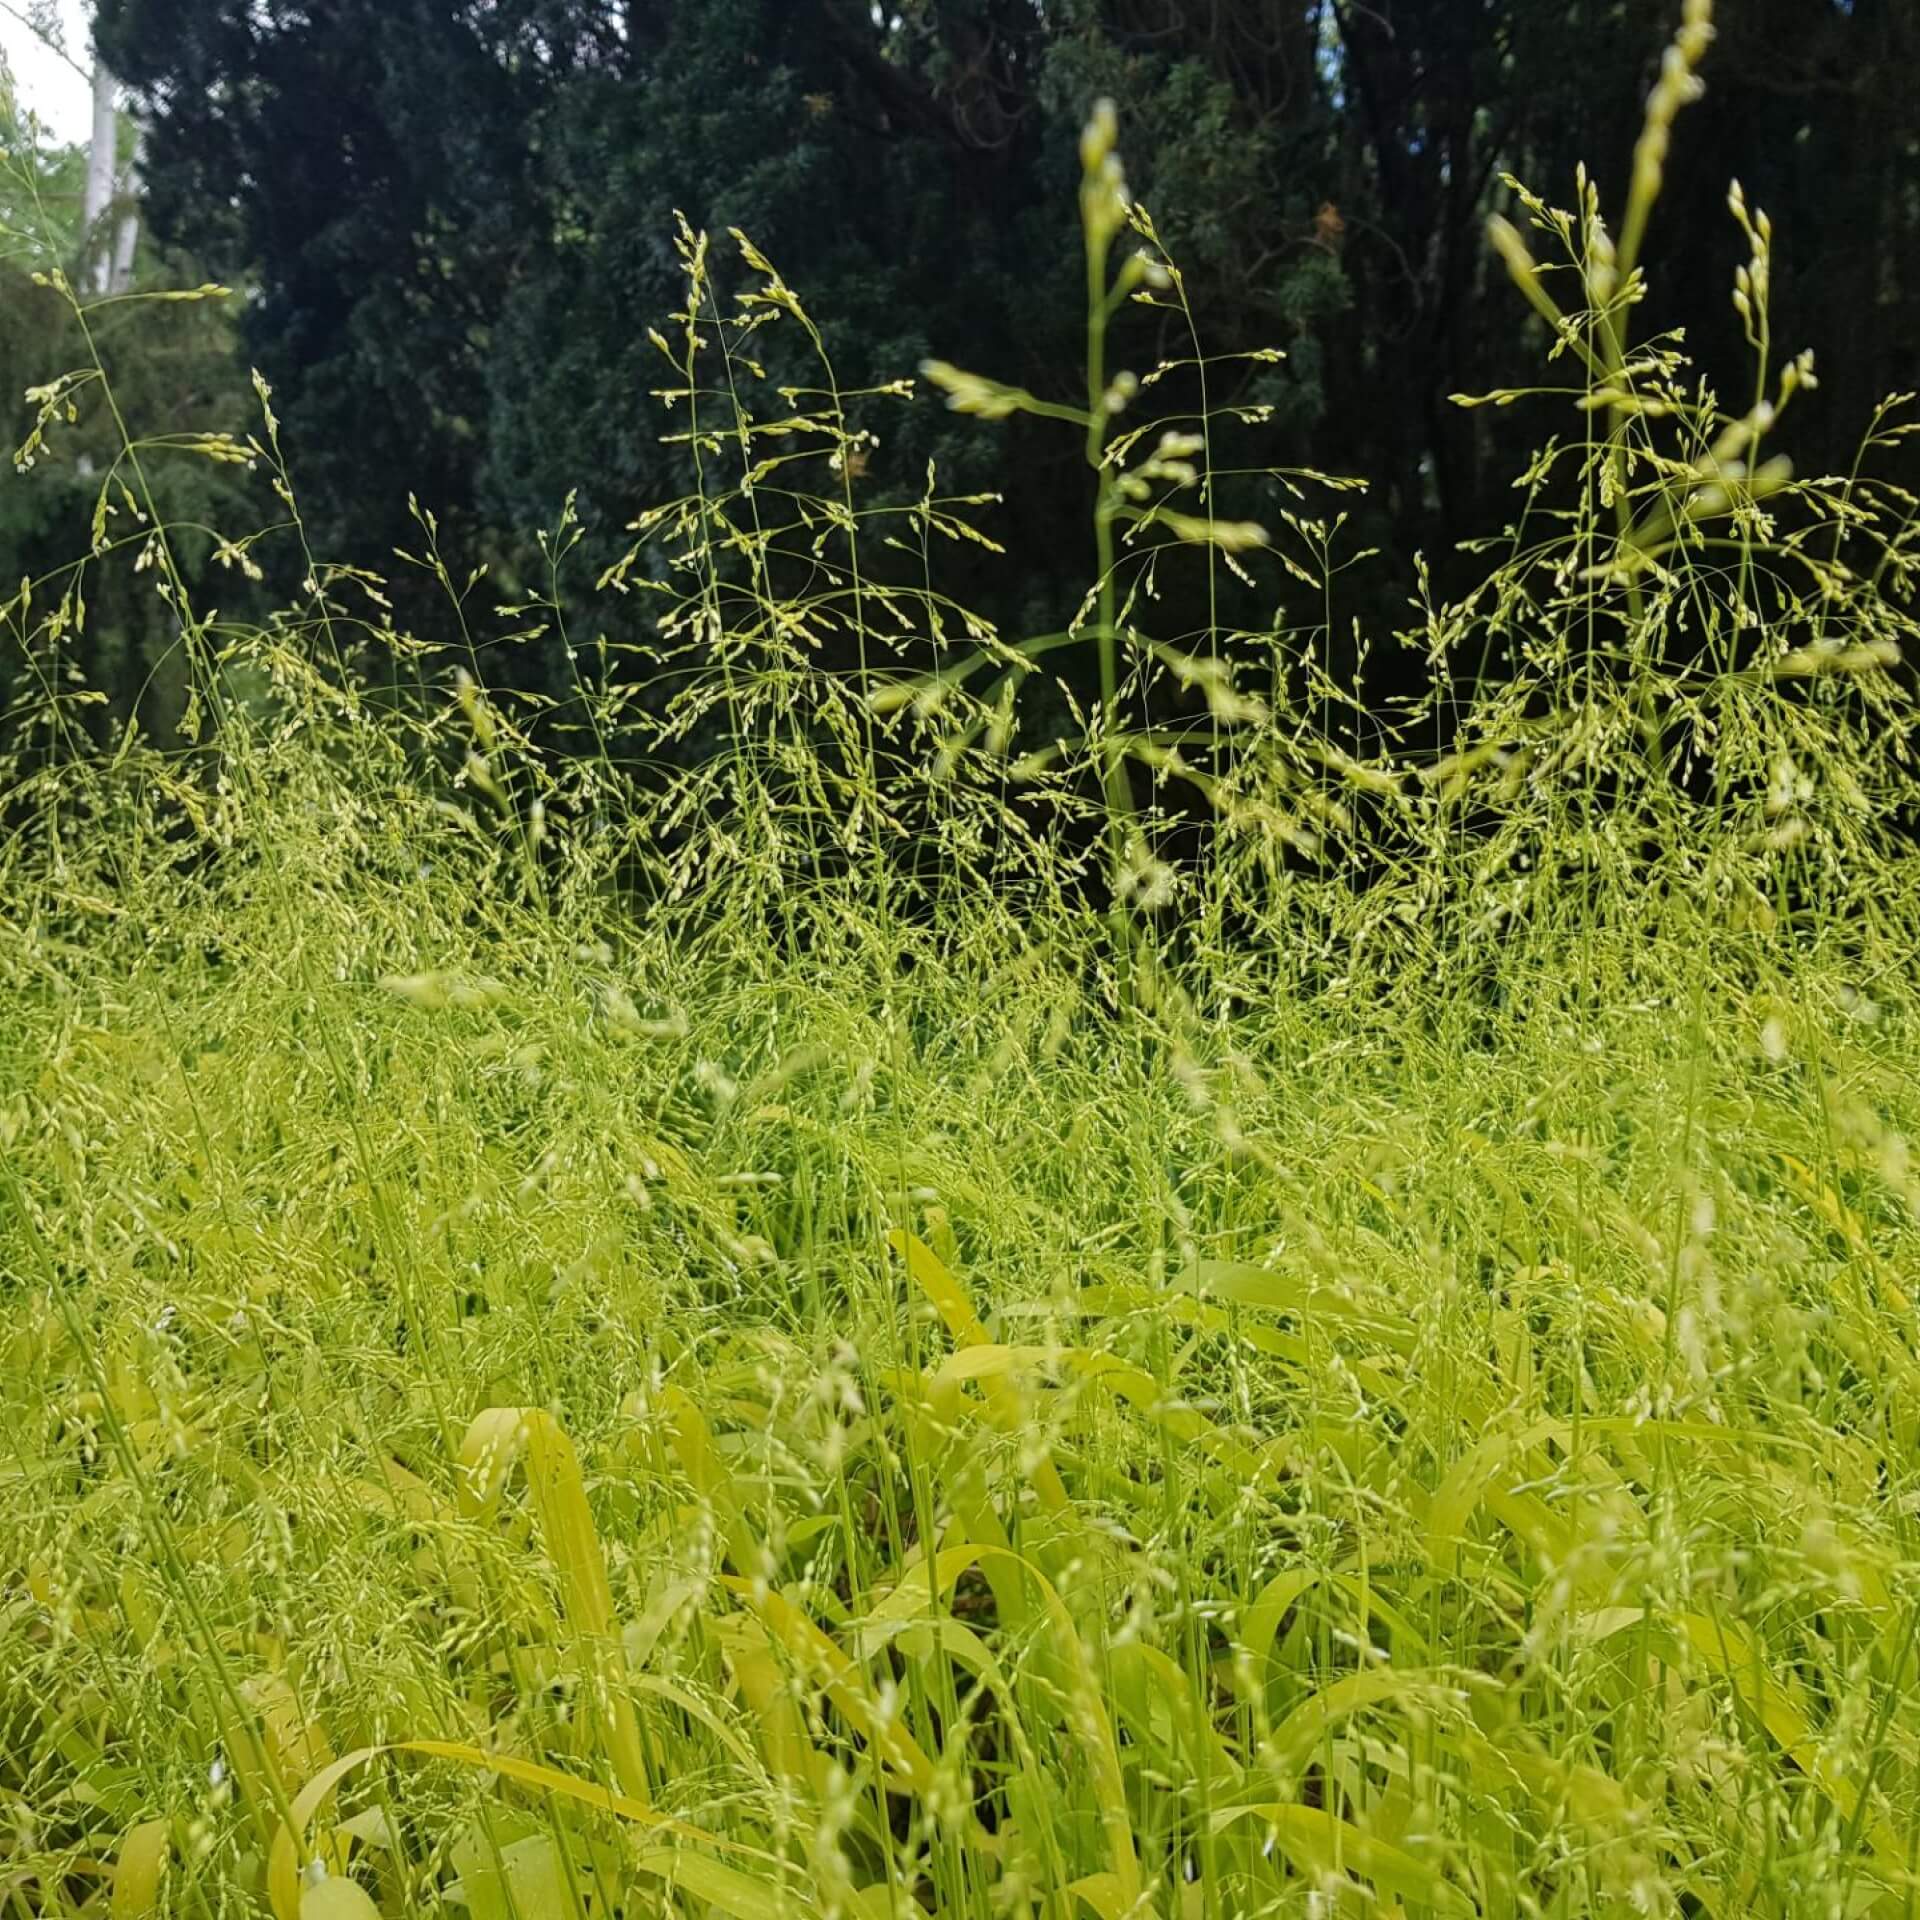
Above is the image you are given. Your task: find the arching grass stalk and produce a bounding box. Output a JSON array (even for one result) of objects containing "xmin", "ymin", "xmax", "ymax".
[
  {"xmin": 1080, "ymin": 100, "xmax": 1140, "ymax": 961},
  {"xmin": 922, "ymin": 100, "xmax": 1161, "ymax": 972}
]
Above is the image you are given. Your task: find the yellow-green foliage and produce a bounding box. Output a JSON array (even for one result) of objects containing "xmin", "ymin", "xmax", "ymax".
[{"xmin": 6, "ymin": 6, "xmax": 1920, "ymax": 1917}]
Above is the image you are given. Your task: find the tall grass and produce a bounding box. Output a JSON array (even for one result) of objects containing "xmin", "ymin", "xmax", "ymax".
[{"xmin": 6, "ymin": 5, "xmax": 1920, "ymax": 1917}]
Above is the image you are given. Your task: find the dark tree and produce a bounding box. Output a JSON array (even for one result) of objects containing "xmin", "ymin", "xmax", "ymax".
[{"xmin": 79, "ymin": 0, "xmax": 1920, "ymax": 721}]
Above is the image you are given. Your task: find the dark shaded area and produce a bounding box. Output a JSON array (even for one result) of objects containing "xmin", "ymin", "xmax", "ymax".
[{"xmin": 48, "ymin": 0, "xmax": 1920, "ymax": 730}]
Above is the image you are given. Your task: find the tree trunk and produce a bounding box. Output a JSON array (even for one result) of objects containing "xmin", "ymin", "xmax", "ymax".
[
  {"xmin": 84, "ymin": 57, "xmax": 116, "ymax": 293},
  {"xmin": 109, "ymin": 127, "xmax": 143, "ymax": 292}
]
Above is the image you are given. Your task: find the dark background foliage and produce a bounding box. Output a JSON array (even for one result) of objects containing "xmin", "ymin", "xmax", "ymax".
[{"xmin": 13, "ymin": 0, "xmax": 1919, "ymax": 735}]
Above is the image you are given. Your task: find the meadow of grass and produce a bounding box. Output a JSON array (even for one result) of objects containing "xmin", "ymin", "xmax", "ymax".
[{"xmin": 7, "ymin": 8, "xmax": 1920, "ymax": 1916}]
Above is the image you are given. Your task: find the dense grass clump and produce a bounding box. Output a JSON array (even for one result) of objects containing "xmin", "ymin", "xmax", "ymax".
[{"xmin": 7, "ymin": 9, "xmax": 1920, "ymax": 1917}]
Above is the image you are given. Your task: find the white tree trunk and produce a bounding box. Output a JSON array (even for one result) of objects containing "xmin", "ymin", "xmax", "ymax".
[
  {"xmin": 109, "ymin": 127, "xmax": 142, "ymax": 292},
  {"xmin": 84, "ymin": 57, "xmax": 116, "ymax": 293}
]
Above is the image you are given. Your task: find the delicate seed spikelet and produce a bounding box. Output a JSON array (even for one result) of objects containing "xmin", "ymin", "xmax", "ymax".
[
  {"xmin": 453, "ymin": 667, "xmax": 496, "ymax": 750},
  {"xmin": 1079, "ymin": 98, "xmax": 1118, "ymax": 174},
  {"xmin": 378, "ymin": 971, "xmax": 506, "ymax": 1011},
  {"xmin": 1151, "ymin": 510, "xmax": 1268, "ymax": 552},
  {"xmin": 1770, "ymin": 639, "xmax": 1900, "ymax": 678},
  {"xmin": 920, "ymin": 361, "xmax": 1023, "ymax": 419},
  {"xmin": 463, "ymin": 751, "xmax": 504, "ymax": 804}
]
